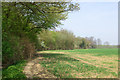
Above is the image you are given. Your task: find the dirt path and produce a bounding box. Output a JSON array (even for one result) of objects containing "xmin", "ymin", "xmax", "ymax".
[{"xmin": 23, "ymin": 57, "xmax": 57, "ymax": 78}]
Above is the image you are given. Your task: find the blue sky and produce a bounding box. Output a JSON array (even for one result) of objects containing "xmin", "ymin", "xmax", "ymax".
[{"xmin": 56, "ymin": 2, "xmax": 118, "ymax": 45}]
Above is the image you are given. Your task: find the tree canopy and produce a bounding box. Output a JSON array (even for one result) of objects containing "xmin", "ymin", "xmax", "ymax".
[{"xmin": 2, "ymin": 2, "xmax": 80, "ymax": 35}]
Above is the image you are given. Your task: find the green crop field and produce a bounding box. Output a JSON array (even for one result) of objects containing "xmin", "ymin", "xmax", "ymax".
[{"xmin": 37, "ymin": 48, "xmax": 118, "ymax": 78}]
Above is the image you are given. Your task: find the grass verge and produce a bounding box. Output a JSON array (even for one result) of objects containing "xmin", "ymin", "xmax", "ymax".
[{"xmin": 2, "ymin": 60, "xmax": 27, "ymax": 79}]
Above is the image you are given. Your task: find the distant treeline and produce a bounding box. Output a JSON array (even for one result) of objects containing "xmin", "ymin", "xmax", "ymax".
[
  {"xmin": 37, "ymin": 29, "xmax": 109, "ymax": 50},
  {"xmin": 97, "ymin": 45, "xmax": 118, "ymax": 49}
]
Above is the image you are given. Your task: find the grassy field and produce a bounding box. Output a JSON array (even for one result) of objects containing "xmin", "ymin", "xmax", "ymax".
[{"xmin": 38, "ymin": 48, "xmax": 118, "ymax": 78}]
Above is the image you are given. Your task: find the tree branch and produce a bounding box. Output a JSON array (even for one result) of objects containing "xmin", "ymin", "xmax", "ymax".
[{"xmin": 46, "ymin": 9, "xmax": 72, "ymax": 13}]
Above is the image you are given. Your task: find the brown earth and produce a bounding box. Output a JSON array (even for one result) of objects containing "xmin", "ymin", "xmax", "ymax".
[{"xmin": 23, "ymin": 57, "xmax": 57, "ymax": 78}]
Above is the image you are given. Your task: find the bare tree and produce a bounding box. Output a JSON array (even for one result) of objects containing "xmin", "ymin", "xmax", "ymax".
[
  {"xmin": 97, "ymin": 38, "xmax": 102, "ymax": 45},
  {"xmin": 104, "ymin": 41, "xmax": 110, "ymax": 46}
]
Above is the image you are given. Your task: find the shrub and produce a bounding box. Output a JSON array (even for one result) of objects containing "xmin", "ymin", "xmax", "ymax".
[{"xmin": 2, "ymin": 33, "xmax": 36, "ymax": 68}]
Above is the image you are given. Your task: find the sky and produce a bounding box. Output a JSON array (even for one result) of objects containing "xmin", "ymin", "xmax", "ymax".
[{"xmin": 56, "ymin": 2, "xmax": 118, "ymax": 45}]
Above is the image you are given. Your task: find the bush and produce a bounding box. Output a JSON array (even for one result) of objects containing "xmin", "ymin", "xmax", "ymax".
[{"xmin": 2, "ymin": 33, "xmax": 36, "ymax": 68}]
